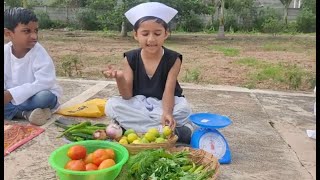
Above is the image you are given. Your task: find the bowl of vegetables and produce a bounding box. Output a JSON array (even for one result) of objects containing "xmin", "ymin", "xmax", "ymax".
[{"xmin": 49, "ymin": 140, "xmax": 129, "ymax": 180}]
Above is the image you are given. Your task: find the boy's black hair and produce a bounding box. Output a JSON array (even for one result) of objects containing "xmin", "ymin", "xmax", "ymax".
[
  {"xmin": 4, "ymin": 7, "xmax": 38, "ymax": 32},
  {"xmin": 133, "ymin": 16, "xmax": 168, "ymax": 31}
]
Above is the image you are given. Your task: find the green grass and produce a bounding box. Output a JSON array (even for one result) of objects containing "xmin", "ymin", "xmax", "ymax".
[
  {"xmin": 182, "ymin": 68, "xmax": 201, "ymax": 83},
  {"xmin": 235, "ymin": 58, "xmax": 315, "ymax": 89},
  {"xmin": 210, "ymin": 46, "xmax": 240, "ymax": 57},
  {"xmin": 235, "ymin": 57, "xmax": 265, "ymax": 67},
  {"xmin": 263, "ymin": 43, "xmax": 289, "ymax": 51}
]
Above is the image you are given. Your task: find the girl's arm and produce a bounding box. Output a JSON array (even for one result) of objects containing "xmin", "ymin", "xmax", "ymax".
[
  {"xmin": 161, "ymin": 57, "xmax": 182, "ymax": 128},
  {"xmin": 116, "ymin": 57, "xmax": 133, "ymax": 99}
]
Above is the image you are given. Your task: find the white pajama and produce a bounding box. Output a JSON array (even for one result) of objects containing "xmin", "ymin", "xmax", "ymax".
[{"xmin": 105, "ymin": 95, "xmax": 192, "ymax": 133}]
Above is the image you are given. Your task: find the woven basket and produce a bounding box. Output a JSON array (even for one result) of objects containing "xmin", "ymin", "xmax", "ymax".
[
  {"xmin": 122, "ymin": 134, "xmax": 178, "ymax": 155},
  {"xmin": 168, "ymin": 147, "xmax": 220, "ymax": 180}
]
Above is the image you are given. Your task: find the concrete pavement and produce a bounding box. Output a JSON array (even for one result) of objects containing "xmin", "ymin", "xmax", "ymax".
[{"xmin": 4, "ymin": 78, "xmax": 316, "ymax": 180}]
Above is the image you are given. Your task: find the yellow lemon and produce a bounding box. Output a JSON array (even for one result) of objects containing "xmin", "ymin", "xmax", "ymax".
[
  {"xmin": 132, "ymin": 139, "xmax": 142, "ymax": 144},
  {"xmin": 124, "ymin": 129, "xmax": 136, "ymax": 136},
  {"xmin": 163, "ymin": 126, "xmax": 172, "ymax": 137},
  {"xmin": 155, "ymin": 137, "xmax": 166, "ymax": 143},
  {"xmin": 141, "ymin": 137, "xmax": 150, "ymax": 143},
  {"xmin": 148, "ymin": 128, "xmax": 160, "ymax": 138},
  {"xmin": 144, "ymin": 132, "xmax": 156, "ymax": 142},
  {"xmin": 119, "ymin": 139, "xmax": 128, "ymax": 145},
  {"xmin": 127, "ymin": 133, "xmax": 138, "ymax": 143}
]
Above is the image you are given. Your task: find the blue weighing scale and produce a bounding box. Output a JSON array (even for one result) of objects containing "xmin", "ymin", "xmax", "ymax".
[{"xmin": 190, "ymin": 113, "xmax": 232, "ymax": 164}]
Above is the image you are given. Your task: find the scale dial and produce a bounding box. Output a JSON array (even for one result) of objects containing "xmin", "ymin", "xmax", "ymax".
[{"xmin": 199, "ymin": 132, "xmax": 226, "ymax": 159}]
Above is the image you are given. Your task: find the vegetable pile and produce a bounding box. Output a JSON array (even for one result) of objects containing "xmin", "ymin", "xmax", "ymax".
[
  {"xmin": 123, "ymin": 148, "xmax": 216, "ymax": 180},
  {"xmin": 55, "ymin": 121, "xmax": 107, "ymax": 141},
  {"xmin": 64, "ymin": 144, "xmax": 116, "ymax": 171}
]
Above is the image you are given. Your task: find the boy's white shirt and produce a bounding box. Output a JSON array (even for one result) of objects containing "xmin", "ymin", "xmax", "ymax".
[{"xmin": 4, "ymin": 41, "xmax": 63, "ymax": 105}]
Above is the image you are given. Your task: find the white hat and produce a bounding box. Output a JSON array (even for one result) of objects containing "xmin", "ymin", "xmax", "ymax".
[{"xmin": 125, "ymin": 2, "xmax": 178, "ymax": 25}]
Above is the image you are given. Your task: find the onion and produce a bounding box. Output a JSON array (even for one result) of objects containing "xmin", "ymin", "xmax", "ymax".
[
  {"xmin": 93, "ymin": 130, "xmax": 108, "ymax": 140},
  {"xmin": 105, "ymin": 123, "xmax": 123, "ymax": 140}
]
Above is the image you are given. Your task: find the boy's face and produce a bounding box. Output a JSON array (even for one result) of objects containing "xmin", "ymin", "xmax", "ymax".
[
  {"xmin": 4, "ymin": 21, "xmax": 39, "ymax": 50},
  {"xmin": 134, "ymin": 20, "xmax": 169, "ymax": 54}
]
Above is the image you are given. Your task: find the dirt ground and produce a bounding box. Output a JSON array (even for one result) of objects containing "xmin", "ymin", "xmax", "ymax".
[{"xmin": 33, "ymin": 30, "xmax": 316, "ymax": 92}]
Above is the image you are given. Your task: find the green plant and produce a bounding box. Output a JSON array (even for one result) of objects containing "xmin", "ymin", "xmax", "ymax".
[
  {"xmin": 178, "ymin": 11, "xmax": 204, "ymax": 32},
  {"xmin": 235, "ymin": 57, "xmax": 261, "ymax": 67},
  {"xmin": 296, "ymin": 8, "xmax": 316, "ymax": 33},
  {"xmin": 76, "ymin": 8, "xmax": 100, "ymax": 30},
  {"xmin": 262, "ymin": 43, "xmax": 289, "ymax": 51},
  {"xmin": 262, "ymin": 18, "xmax": 284, "ymax": 36},
  {"xmin": 61, "ymin": 55, "xmax": 83, "ymax": 77},
  {"xmin": 211, "ymin": 46, "xmax": 240, "ymax": 57},
  {"xmin": 283, "ymin": 21, "xmax": 298, "ymax": 34},
  {"xmin": 34, "ymin": 10, "xmax": 53, "ymax": 29},
  {"xmin": 183, "ymin": 68, "xmax": 201, "ymax": 82}
]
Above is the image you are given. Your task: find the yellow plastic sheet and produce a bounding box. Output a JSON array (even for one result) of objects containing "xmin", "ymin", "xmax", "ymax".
[{"xmin": 56, "ymin": 98, "xmax": 107, "ymax": 118}]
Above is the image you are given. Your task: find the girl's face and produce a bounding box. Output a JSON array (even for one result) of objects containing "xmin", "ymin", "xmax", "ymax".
[{"xmin": 134, "ymin": 20, "xmax": 169, "ymax": 54}]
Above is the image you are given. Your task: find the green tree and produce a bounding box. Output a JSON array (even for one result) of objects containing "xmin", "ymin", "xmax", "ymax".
[
  {"xmin": 279, "ymin": 0, "xmax": 293, "ymax": 24},
  {"xmin": 5, "ymin": 0, "xmax": 23, "ymax": 7}
]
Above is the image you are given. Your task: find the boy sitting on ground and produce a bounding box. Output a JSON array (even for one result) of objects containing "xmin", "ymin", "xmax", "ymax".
[{"xmin": 4, "ymin": 7, "xmax": 62, "ymax": 126}]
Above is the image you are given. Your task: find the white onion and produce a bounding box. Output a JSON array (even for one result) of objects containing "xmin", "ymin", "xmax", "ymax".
[{"xmin": 105, "ymin": 123, "xmax": 123, "ymax": 140}]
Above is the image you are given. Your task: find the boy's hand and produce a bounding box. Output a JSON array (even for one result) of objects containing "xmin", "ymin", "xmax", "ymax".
[
  {"xmin": 161, "ymin": 114, "xmax": 176, "ymax": 130},
  {"xmin": 4, "ymin": 90, "xmax": 13, "ymax": 105},
  {"xmin": 101, "ymin": 65, "xmax": 123, "ymax": 79}
]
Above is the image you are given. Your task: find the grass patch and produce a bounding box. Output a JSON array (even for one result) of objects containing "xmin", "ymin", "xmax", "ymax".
[
  {"xmin": 182, "ymin": 68, "xmax": 201, "ymax": 83},
  {"xmin": 262, "ymin": 43, "xmax": 290, "ymax": 51},
  {"xmin": 235, "ymin": 58, "xmax": 315, "ymax": 89},
  {"xmin": 210, "ymin": 46, "xmax": 240, "ymax": 57},
  {"xmin": 235, "ymin": 57, "xmax": 265, "ymax": 67}
]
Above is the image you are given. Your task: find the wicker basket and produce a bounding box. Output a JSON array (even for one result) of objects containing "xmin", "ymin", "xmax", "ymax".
[
  {"xmin": 168, "ymin": 147, "xmax": 220, "ymax": 180},
  {"xmin": 122, "ymin": 134, "xmax": 178, "ymax": 155}
]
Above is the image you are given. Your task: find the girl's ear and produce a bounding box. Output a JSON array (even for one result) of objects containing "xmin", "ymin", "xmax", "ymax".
[
  {"xmin": 164, "ymin": 29, "xmax": 170, "ymax": 40},
  {"xmin": 133, "ymin": 30, "xmax": 139, "ymax": 41}
]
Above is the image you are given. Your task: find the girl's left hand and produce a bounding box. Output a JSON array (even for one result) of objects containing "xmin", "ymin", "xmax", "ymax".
[{"xmin": 161, "ymin": 114, "xmax": 176, "ymax": 130}]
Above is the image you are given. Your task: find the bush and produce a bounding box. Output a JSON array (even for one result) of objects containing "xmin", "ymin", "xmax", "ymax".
[
  {"xmin": 76, "ymin": 8, "xmax": 100, "ymax": 30},
  {"xmin": 224, "ymin": 10, "xmax": 239, "ymax": 32},
  {"xmin": 296, "ymin": 8, "xmax": 316, "ymax": 33},
  {"xmin": 34, "ymin": 11, "xmax": 53, "ymax": 29},
  {"xmin": 262, "ymin": 18, "xmax": 284, "ymax": 35},
  {"xmin": 255, "ymin": 7, "xmax": 282, "ymax": 31},
  {"xmin": 178, "ymin": 12, "xmax": 204, "ymax": 32},
  {"xmin": 283, "ymin": 21, "xmax": 298, "ymax": 34}
]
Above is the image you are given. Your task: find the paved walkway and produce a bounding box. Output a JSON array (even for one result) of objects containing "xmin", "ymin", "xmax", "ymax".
[{"xmin": 4, "ymin": 78, "xmax": 316, "ymax": 180}]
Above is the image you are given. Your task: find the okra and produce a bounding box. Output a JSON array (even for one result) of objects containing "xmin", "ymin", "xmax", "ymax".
[
  {"xmin": 93, "ymin": 123, "xmax": 107, "ymax": 127},
  {"xmin": 84, "ymin": 126, "xmax": 106, "ymax": 130},
  {"xmin": 181, "ymin": 165, "xmax": 193, "ymax": 171},
  {"xmin": 54, "ymin": 122, "xmax": 71, "ymax": 130},
  {"xmin": 188, "ymin": 162, "xmax": 196, "ymax": 173},
  {"xmin": 193, "ymin": 165, "xmax": 204, "ymax": 174},
  {"xmin": 69, "ymin": 128, "xmax": 97, "ymax": 135},
  {"xmin": 57, "ymin": 121, "xmax": 91, "ymax": 138},
  {"xmin": 71, "ymin": 132, "xmax": 94, "ymax": 140},
  {"xmin": 64, "ymin": 133, "xmax": 78, "ymax": 142}
]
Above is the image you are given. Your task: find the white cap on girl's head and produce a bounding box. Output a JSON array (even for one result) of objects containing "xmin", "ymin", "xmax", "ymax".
[{"xmin": 125, "ymin": 2, "xmax": 178, "ymax": 25}]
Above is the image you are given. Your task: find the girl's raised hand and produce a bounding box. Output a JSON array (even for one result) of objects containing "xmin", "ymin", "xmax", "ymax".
[{"xmin": 102, "ymin": 65, "xmax": 122, "ymax": 79}]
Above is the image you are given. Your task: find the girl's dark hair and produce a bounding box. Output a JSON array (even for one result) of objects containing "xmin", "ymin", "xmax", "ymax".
[
  {"xmin": 4, "ymin": 7, "xmax": 38, "ymax": 32},
  {"xmin": 133, "ymin": 16, "xmax": 168, "ymax": 31}
]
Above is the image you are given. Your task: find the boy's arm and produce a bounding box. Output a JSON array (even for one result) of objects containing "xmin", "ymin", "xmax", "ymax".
[
  {"xmin": 161, "ymin": 57, "xmax": 181, "ymax": 128},
  {"xmin": 7, "ymin": 54, "xmax": 57, "ymax": 105}
]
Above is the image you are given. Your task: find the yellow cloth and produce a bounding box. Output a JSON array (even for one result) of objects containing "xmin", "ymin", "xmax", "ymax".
[{"xmin": 56, "ymin": 98, "xmax": 107, "ymax": 118}]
